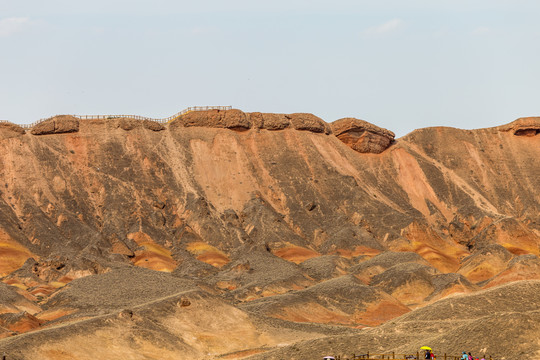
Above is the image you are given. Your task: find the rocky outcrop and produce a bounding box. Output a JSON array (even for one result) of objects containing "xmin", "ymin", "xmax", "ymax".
[
  {"xmin": 117, "ymin": 117, "xmax": 141, "ymax": 131},
  {"xmin": 248, "ymin": 112, "xmax": 290, "ymax": 130},
  {"xmin": 331, "ymin": 117, "xmax": 395, "ymax": 154},
  {"xmin": 0, "ymin": 122, "xmax": 25, "ymax": 140},
  {"xmin": 287, "ymin": 113, "xmax": 330, "ymax": 134},
  {"xmin": 171, "ymin": 109, "xmax": 251, "ymax": 130},
  {"xmin": 498, "ymin": 117, "xmax": 540, "ymax": 136},
  {"xmin": 30, "ymin": 115, "xmax": 79, "ymax": 135},
  {"xmin": 113, "ymin": 118, "xmax": 165, "ymax": 131},
  {"xmin": 170, "ymin": 109, "xmax": 332, "ymax": 134}
]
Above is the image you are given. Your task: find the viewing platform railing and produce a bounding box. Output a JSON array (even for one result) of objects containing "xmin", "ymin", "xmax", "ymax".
[{"xmin": 0, "ymin": 106, "xmax": 232, "ymax": 129}]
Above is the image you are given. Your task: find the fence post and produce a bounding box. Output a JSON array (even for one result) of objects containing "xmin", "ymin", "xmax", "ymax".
[
  {"xmin": 392, "ymin": 351, "xmax": 395, "ymax": 359},
  {"xmin": 417, "ymin": 352, "xmax": 419, "ymax": 360},
  {"xmin": 444, "ymin": 353, "xmax": 446, "ymax": 360}
]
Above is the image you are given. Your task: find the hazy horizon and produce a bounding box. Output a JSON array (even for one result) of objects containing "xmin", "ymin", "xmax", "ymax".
[{"xmin": 1, "ymin": 0, "xmax": 539, "ymax": 136}]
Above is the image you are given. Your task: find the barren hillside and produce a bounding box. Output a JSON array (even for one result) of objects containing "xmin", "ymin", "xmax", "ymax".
[{"xmin": 0, "ymin": 110, "xmax": 538, "ymax": 359}]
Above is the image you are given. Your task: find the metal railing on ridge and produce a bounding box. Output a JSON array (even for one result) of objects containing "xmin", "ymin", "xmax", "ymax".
[{"xmin": 1, "ymin": 106, "xmax": 232, "ymax": 129}]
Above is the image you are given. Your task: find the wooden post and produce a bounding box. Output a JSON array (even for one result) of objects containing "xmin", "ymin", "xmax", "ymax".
[
  {"xmin": 417, "ymin": 351, "xmax": 419, "ymax": 360},
  {"xmin": 444, "ymin": 353, "xmax": 446, "ymax": 360},
  {"xmin": 392, "ymin": 351, "xmax": 395, "ymax": 359}
]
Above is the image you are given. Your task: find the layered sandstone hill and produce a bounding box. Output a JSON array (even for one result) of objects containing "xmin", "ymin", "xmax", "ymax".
[{"xmin": 0, "ymin": 110, "xmax": 539, "ymax": 359}]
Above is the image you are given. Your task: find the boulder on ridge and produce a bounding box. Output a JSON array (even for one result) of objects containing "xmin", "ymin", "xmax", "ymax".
[
  {"xmin": 30, "ymin": 115, "xmax": 79, "ymax": 135},
  {"xmin": 287, "ymin": 113, "xmax": 330, "ymax": 134},
  {"xmin": 331, "ymin": 117, "xmax": 394, "ymax": 154},
  {"xmin": 171, "ymin": 109, "xmax": 251, "ymax": 130}
]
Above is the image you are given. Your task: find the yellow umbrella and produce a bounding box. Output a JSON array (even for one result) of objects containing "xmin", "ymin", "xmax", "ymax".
[{"xmin": 420, "ymin": 346, "xmax": 432, "ymax": 351}]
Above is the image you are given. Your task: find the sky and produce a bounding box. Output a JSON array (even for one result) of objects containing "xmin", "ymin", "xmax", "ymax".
[{"xmin": 1, "ymin": 0, "xmax": 539, "ymax": 137}]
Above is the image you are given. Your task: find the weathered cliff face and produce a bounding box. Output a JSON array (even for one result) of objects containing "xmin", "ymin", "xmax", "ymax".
[
  {"xmin": 0, "ymin": 110, "xmax": 538, "ymax": 286},
  {"xmin": 0, "ymin": 110, "xmax": 539, "ymax": 359}
]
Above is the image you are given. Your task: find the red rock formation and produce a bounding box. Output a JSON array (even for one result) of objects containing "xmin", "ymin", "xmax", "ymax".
[
  {"xmin": 30, "ymin": 115, "xmax": 79, "ymax": 135},
  {"xmin": 171, "ymin": 109, "xmax": 251, "ymax": 130},
  {"xmin": 287, "ymin": 113, "xmax": 330, "ymax": 134},
  {"xmin": 331, "ymin": 117, "xmax": 395, "ymax": 153},
  {"xmin": 248, "ymin": 112, "xmax": 290, "ymax": 130},
  {"xmin": 0, "ymin": 111, "xmax": 539, "ymax": 359},
  {"xmin": 498, "ymin": 116, "xmax": 540, "ymax": 136},
  {"xmin": 171, "ymin": 109, "xmax": 332, "ymax": 134}
]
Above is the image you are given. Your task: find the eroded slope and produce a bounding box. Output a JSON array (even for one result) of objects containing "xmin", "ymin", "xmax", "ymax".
[{"xmin": 0, "ymin": 111, "xmax": 539, "ymax": 358}]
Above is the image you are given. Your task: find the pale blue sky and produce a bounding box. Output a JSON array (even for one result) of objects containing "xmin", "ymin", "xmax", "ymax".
[{"xmin": 1, "ymin": 0, "xmax": 539, "ymax": 136}]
